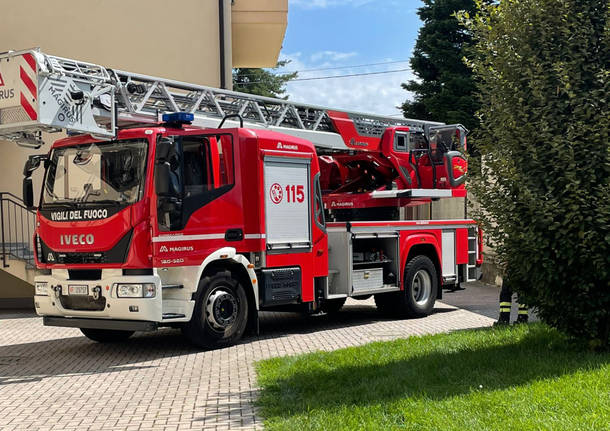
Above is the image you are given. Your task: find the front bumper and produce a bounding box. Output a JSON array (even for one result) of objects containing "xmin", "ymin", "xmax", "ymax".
[
  {"xmin": 34, "ymin": 269, "xmax": 163, "ymax": 323},
  {"xmin": 43, "ymin": 316, "xmax": 158, "ymax": 331}
]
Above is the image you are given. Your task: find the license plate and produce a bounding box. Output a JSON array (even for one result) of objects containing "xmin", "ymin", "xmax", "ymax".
[{"xmin": 68, "ymin": 285, "xmax": 88, "ymax": 296}]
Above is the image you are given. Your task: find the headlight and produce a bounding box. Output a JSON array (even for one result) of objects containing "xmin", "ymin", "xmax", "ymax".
[
  {"xmin": 35, "ymin": 281, "xmax": 48, "ymax": 296},
  {"xmin": 115, "ymin": 283, "xmax": 156, "ymax": 298}
]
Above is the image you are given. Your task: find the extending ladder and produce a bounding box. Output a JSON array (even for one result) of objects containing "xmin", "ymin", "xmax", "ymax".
[{"xmin": 0, "ymin": 49, "xmax": 443, "ymax": 150}]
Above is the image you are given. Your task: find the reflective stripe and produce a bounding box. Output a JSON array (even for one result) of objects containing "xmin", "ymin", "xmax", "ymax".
[
  {"xmin": 500, "ymin": 308, "xmax": 511, "ymax": 312},
  {"xmin": 153, "ymin": 233, "xmax": 265, "ymax": 243},
  {"xmin": 518, "ymin": 304, "xmax": 528, "ymax": 309},
  {"xmin": 500, "ymin": 302, "xmax": 512, "ymax": 307},
  {"xmin": 518, "ymin": 310, "xmax": 528, "ymax": 315}
]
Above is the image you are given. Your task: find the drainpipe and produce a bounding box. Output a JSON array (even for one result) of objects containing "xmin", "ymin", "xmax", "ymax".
[{"xmin": 219, "ymin": 0, "xmax": 226, "ymax": 89}]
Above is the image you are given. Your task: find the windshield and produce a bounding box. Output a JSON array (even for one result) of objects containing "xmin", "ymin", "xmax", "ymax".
[{"xmin": 42, "ymin": 139, "xmax": 148, "ymax": 207}]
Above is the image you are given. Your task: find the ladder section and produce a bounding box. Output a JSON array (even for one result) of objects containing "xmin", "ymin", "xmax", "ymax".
[
  {"xmin": 466, "ymin": 227, "xmax": 479, "ymax": 282},
  {"xmin": 112, "ymin": 68, "xmax": 443, "ymax": 151},
  {"xmin": 0, "ymin": 49, "xmax": 444, "ymax": 149}
]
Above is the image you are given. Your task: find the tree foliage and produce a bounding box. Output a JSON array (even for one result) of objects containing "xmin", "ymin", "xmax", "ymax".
[
  {"xmin": 461, "ymin": 0, "xmax": 609, "ymax": 346},
  {"xmin": 232, "ymin": 60, "xmax": 297, "ymax": 99},
  {"xmin": 402, "ymin": 0, "xmax": 480, "ymax": 131}
]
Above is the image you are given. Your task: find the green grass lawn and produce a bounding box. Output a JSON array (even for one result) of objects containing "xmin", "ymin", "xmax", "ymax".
[{"xmin": 255, "ymin": 324, "xmax": 609, "ymax": 430}]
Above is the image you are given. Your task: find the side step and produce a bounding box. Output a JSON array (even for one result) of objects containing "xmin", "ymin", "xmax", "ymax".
[
  {"xmin": 162, "ymin": 313, "xmax": 186, "ymax": 320},
  {"xmin": 162, "ymin": 284, "xmax": 183, "ymax": 290}
]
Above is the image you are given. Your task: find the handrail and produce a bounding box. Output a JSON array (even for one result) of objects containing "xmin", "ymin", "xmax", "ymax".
[
  {"xmin": 0, "ymin": 191, "xmax": 27, "ymax": 203},
  {"xmin": 0, "ymin": 192, "xmax": 36, "ymax": 268}
]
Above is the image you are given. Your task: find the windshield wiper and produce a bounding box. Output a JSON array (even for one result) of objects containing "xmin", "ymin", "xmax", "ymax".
[
  {"xmin": 81, "ymin": 199, "xmax": 126, "ymax": 206},
  {"xmin": 41, "ymin": 202, "xmax": 74, "ymax": 209}
]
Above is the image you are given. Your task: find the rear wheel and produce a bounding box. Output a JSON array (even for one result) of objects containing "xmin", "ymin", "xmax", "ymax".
[
  {"xmin": 184, "ymin": 270, "xmax": 248, "ymax": 349},
  {"xmin": 375, "ymin": 255, "xmax": 438, "ymax": 318},
  {"xmin": 400, "ymin": 255, "xmax": 438, "ymax": 317},
  {"xmin": 80, "ymin": 328, "xmax": 134, "ymax": 343}
]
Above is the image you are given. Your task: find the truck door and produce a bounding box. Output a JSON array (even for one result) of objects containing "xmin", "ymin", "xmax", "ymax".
[{"xmin": 263, "ymin": 156, "xmax": 312, "ymax": 250}]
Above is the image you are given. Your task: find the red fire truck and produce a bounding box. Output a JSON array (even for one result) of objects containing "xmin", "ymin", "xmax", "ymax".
[{"xmin": 0, "ymin": 49, "xmax": 482, "ymax": 348}]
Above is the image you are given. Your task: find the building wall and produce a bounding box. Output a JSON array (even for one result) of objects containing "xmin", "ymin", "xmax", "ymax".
[
  {"xmin": 1, "ymin": 0, "xmax": 224, "ymax": 87},
  {"xmin": 0, "ymin": 270, "xmax": 34, "ymax": 309}
]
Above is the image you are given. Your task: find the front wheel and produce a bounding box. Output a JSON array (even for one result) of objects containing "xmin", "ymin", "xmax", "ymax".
[
  {"xmin": 183, "ymin": 270, "xmax": 248, "ymax": 349},
  {"xmin": 80, "ymin": 328, "xmax": 134, "ymax": 343},
  {"xmin": 400, "ymin": 255, "xmax": 438, "ymax": 317}
]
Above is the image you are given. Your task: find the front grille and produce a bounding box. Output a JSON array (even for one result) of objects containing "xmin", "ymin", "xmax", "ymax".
[
  {"xmin": 57, "ymin": 252, "xmax": 106, "ymax": 264},
  {"xmin": 59, "ymin": 294, "xmax": 106, "ymax": 311},
  {"xmin": 39, "ymin": 230, "xmax": 133, "ymax": 265}
]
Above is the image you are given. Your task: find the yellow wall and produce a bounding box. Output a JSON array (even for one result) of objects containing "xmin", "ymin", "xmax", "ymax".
[
  {"xmin": 0, "ymin": 271, "xmax": 34, "ymax": 302},
  {"xmin": 1, "ymin": 0, "xmax": 223, "ymax": 87}
]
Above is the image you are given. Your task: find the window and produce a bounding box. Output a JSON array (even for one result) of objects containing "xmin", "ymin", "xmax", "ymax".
[
  {"xmin": 394, "ymin": 133, "xmax": 409, "ymax": 152},
  {"xmin": 313, "ymin": 173, "xmax": 325, "ymax": 231},
  {"xmin": 182, "ymin": 137, "xmax": 211, "ymax": 197},
  {"xmin": 216, "ymin": 135, "xmax": 234, "ymax": 187},
  {"xmin": 157, "ymin": 133, "xmax": 235, "ymax": 231},
  {"xmin": 394, "ymin": 132, "xmax": 428, "ymax": 154},
  {"xmin": 43, "ymin": 139, "xmax": 148, "ymax": 207},
  {"xmin": 180, "ymin": 134, "xmax": 234, "ymax": 197}
]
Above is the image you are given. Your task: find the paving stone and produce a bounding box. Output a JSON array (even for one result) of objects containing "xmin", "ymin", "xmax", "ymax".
[{"xmin": 0, "ymin": 299, "xmax": 493, "ymax": 430}]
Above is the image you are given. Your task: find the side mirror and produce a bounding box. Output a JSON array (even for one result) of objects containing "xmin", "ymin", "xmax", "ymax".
[
  {"xmin": 23, "ymin": 154, "xmax": 48, "ymax": 177},
  {"xmin": 155, "ymin": 136, "xmax": 183, "ymax": 198},
  {"xmin": 155, "ymin": 163, "xmax": 171, "ymax": 196},
  {"xmin": 23, "ymin": 177, "xmax": 34, "ymax": 209},
  {"xmin": 155, "ymin": 137, "xmax": 173, "ymax": 162},
  {"xmin": 23, "ymin": 154, "xmax": 47, "ymax": 210},
  {"xmin": 445, "ymin": 151, "xmax": 468, "ymax": 187}
]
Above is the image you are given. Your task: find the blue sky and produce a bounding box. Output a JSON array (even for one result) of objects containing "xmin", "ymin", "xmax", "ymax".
[{"xmin": 277, "ymin": 0, "xmax": 425, "ymax": 116}]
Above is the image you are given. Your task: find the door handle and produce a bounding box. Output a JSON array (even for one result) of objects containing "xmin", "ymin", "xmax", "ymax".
[{"xmin": 225, "ymin": 229, "xmax": 244, "ymax": 242}]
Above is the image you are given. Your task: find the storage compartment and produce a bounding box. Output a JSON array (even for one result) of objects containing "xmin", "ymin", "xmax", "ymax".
[
  {"xmin": 327, "ymin": 227, "xmax": 402, "ymax": 298},
  {"xmin": 351, "ymin": 236, "xmax": 399, "ymax": 287},
  {"xmin": 352, "ymin": 268, "xmax": 383, "ymax": 293},
  {"xmin": 259, "ymin": 267, "xmax": 301, "ymax": 306}
]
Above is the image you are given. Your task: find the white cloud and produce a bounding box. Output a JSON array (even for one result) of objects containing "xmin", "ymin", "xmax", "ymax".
[
  {"xmin": 289, "ymin": 0, "xmax": 376, "ymax": 9},
  {"xmin": 310, "ymin": 51, "xmax": 358, "ymax": 63},
  {"xmin": 279, "ymin": 52, "xmax": 414, "ymax": 117}
]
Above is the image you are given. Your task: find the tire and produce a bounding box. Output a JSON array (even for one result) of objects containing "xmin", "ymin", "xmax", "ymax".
[
  {"xmin": 399, "ymin": 255, "xmax": 438, "ymax": 317},
  {"xmin": 80, "ymin": 328, "xmax": 134, "ymax": 343},
  {"xmin": 321, "ymin": 298, "xmax": 346, "ymax": 313},
  {"xmin": 183, "ymin": 270, "xmax": 248, "ymax": 349}
]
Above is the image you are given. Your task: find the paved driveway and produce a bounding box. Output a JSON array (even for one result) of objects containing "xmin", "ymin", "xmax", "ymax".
[{"xmin": 0, "ymin": 288, "xmax": 495, "ymax": 431}]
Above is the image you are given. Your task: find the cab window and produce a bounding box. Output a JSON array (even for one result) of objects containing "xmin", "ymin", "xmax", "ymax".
[{"xmin": 157, "ymin": 133, "xmax": 235, "ymax": 231}]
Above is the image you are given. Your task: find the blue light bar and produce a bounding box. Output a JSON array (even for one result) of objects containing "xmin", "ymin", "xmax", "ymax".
[{"xmin": 162, "ymin": 112, "xmax": 194, "ymax": 125}]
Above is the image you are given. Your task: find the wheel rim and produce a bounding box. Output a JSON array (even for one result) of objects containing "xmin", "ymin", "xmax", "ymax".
[
  {"xmin": 205, "ymin": 287, "xmax": 239, "ymax": 330},
  {"xmin": 411, "ymin": 269, "xmax": 432, "ymax": 306}
]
